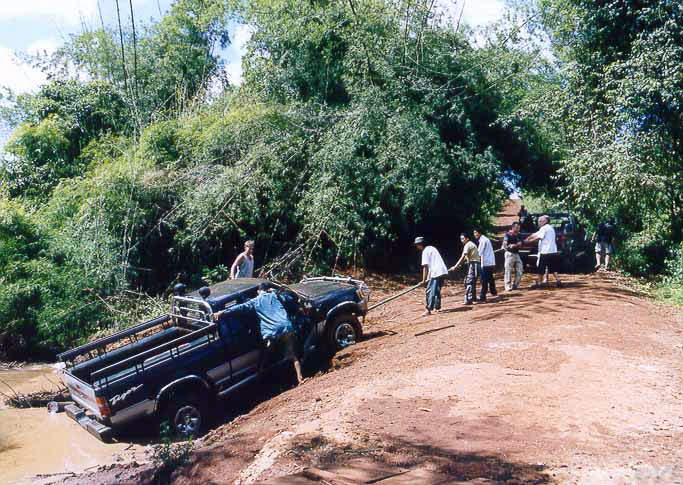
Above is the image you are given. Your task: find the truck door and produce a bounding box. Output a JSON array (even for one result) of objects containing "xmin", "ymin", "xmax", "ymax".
[
  {"xmin": 223, "ymin": 315, "xmax": 262, "ymax": 384},
  {"xmin": 206, "ymin": 320, "xmax": 233, "ymax": 390}
]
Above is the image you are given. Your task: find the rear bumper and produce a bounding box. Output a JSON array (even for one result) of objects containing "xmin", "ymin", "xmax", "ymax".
[{"xmin": 65, "ymin": 404, "xmax": 113, "ymax": 442}]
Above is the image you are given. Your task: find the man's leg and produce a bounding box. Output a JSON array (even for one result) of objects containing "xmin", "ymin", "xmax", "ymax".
[
  {"xmin": 424, "ymin": 278, "xmax": 435, "ymax": 315},
  {"xmin": 283, "ymin": 334, "xmax": 304, "ymax": 385},
  {"xmin": 479, "ymin": 266, "xmax": 489, "ymax": 301},
  {"xmin": 513, "ymin": 254, "xmax": 523, "ymax": 289},
  {"xmin": 604, "ymin": 245, "xmax": 612, "ymax": 270},
  {"xmin": 292, "ymin": 357, "xmax": 304, "ymax": 384},
  {"xmin": 504, "ymin": 253, "xmax": 513, "ymax": 291},
  {"xmin": 489, "ymin": 267, "xmax": 497, "ymax": 295},
  {"xmin": 433, "ymin": 276, "xmax": 444, "ymax": 311},
  {"xmin": 551, "ymin": 254, "xmax": 561, "ymax": 286},
  {"xmin": 464, "ymin": 264, "xmax": 474, "ymax": 304},
  {"xmin": 595, "ymin": 243, "xmax": 602, "ymax": 269},
  {"xmin": 535, "ymin": 256, "xmax": 545, "ymax": 286}
]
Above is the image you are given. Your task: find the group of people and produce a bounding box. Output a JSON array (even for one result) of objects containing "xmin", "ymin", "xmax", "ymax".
[
  {"xmin": 414, "ymin": 214, "xmax": 562, "ymax": 316},
  {"xmin": 221, "ymin": 211, "xmax": 617, "ymax": 384}
]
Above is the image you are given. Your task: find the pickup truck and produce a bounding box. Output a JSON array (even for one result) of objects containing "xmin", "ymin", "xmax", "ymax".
[
  {"xmin": 518, "ymin": 212, "xmax": 593, "ymax": 272},
  {"xmin": 57, "ymin": 277, "xmax": 369, "ymax": 441}
]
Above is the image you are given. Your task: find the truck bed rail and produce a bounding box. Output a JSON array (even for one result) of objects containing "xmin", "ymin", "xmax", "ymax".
[
  {"xmin": 90, "ymin": 322, "xmax": 218, "ymax": 382},
  {"xmin": 58, "ymin": 315, "xmax": 171, "ymax": 363}
]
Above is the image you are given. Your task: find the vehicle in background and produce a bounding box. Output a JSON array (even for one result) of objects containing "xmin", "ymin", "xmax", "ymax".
[
  {"xmin": 58, "ymin": 277, "xmax": 369, "ymax": 442},
  {"xmin": 518, "ymin": 212, "xmax": 593, "ymax": 272}
]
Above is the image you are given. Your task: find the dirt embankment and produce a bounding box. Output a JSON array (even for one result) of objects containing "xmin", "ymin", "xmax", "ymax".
[{"xmin": 37, "ymin": 202, "xmax": 683, "ymax": 484}]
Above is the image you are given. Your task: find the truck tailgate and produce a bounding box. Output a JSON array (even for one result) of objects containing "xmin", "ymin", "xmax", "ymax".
[{"xmin": 63, "ymin": 371, "xmax": 102, "ymax": 419}]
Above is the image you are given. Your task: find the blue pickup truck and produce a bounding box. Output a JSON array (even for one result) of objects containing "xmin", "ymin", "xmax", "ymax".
[{"xmin": 57, "ymin": 277, "xmax": 369, "ymax": 441}]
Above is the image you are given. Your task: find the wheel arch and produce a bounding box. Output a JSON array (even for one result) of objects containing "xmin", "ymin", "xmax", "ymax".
[
  {"xmin": 325, "ymin": 302, "xmax": 363, "ymax": 331},
  {"xmin": 154, "ymin": 375, "xmax": 211, "ymax": 414}
]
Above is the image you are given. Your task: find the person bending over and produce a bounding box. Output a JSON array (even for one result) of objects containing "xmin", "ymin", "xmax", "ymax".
[{"xmin": 213, "ymin": 283, "xmax": 304, "ymax": 384}]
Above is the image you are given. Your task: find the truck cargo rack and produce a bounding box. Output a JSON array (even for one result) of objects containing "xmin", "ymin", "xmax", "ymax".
[
  {"xmin": 90, "ymin": 322, "xmax": 219, "ymax": 384},
  {"xmin": 58, "ymin": 315, "xmax": 172, "ymax": 364}
]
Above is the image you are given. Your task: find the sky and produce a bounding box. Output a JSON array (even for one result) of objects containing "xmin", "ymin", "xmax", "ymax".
[{"xmin": 0, "ymin": 0, "xmax": 505, "ymax": 149}]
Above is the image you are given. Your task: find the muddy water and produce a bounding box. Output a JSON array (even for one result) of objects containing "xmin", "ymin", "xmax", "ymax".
[{"xmin": 0, "ymin": 366, "xmax": 145, "ymax": 485}]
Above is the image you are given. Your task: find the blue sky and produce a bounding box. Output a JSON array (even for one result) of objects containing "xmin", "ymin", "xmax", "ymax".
[{"xmin": 0, "ymin": 0, "xmax": 505, "ymax": 95}]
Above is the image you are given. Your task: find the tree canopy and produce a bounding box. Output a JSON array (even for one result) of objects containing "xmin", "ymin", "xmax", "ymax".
[{"xmin": 7, "ymin": 0, "xmax": 677, "ymax": 356}]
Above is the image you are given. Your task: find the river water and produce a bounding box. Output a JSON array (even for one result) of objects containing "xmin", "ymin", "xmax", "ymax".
[{"xmin": 0, "ymin": 365, "xmax": 145, "ymax": 485}]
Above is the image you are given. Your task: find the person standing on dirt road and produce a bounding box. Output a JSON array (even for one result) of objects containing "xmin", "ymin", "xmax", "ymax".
[
  {"xmin": 449, "ymin": 233, "xmax": 481, "ymax": 305},
  {"xmin": 231, "ymin": 240, "xmax": 255, "ymax": 279},
  {"xmin": 503, "ymin": 222, "xmax": 524, "ymax": 291},
  {"xmin": 474, "ymin": 229, "xmax": 497, "ymax": 301},
  {"xmin": 524, "ymin": 215, "xmax": 562, "ymax": 288},
  {"xmin": 592, "ymin": 219, "xmax": 615, "ymax": 271},
  {"xmin": 414, "ymin": 237, "xmax": 449, "ymax": 316},
  {"xmin": 518, "ymin": 204, "xmax": 529, "ymax": 222}
]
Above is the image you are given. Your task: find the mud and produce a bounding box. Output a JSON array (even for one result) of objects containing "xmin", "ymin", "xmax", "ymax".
[{"xmin": 0, "ymin": 365, "xmax": 146, "ymax": 485}]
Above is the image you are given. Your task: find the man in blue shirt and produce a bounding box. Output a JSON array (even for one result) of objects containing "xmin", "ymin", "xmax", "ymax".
[{"xmin": 213, "ymin": 284, "xmax": 304, "ymax": 385}]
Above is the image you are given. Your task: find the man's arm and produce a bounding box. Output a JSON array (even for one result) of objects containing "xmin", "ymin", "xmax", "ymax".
[
  {"xmin": 421, "ymin": 265, "xmax": 429, "ymax": 285},
  {"xmin": 525, "ymin": 232, "xmax": 540, "ymax": 243},
  {"xmin": 449, "ymin": 250, "xmax": 466, "ymax": 272},
  {"xmin": 213, "ymin": 298, "xmax": 255, "ymax": 321},
  {"xmin": 230, "ymin": 253, "xmax": 245, "ymax": 279}
]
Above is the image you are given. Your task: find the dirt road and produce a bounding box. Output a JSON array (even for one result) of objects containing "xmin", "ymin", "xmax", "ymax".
[{"xmin": 42, "ymin": 202, "xmax": 683, "ymax": 484}]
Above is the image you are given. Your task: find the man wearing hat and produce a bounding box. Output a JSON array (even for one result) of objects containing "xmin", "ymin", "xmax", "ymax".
[{"xmin": 414, "ymin": 237, "xmax": 449, "ymax": 316}]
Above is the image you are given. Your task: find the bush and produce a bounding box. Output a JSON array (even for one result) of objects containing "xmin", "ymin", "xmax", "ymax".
[{"xmin": 617, "ymin": 224, "xmax": 671, "ymax": 277}]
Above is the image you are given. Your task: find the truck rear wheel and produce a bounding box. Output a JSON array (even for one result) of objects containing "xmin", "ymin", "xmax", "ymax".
[
  {"xmin": 326, "ymin": 314, "xmax": 360, "ymax": 354},
  {"xmin": 164, "ymin": 395, "xmax": 207, "ymax": 437}
]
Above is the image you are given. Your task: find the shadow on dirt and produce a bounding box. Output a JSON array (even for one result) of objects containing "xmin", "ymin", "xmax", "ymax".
[
  {"xmin": 115, "ymin": 350, "xmax": 357, "ymax": 445},
  {"xmin": 288, "ymin": 433, "xmax": 554, "ymax": 484},
  {"xmin": 361, "ymin": 329, "xmax": 397, "ymax": 341}
]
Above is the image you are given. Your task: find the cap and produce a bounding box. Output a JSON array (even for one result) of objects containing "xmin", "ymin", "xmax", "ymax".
[{"xmin": 414, "ymin": 236, "xmax": 425, "ymax": 245}]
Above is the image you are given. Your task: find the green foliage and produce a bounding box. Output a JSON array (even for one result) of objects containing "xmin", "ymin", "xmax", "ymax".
[
  {"xmin": 0, "ymin": 198, "xmax": 111, "ymax": 357},
  {"xmin": 0, "ymin": 0, "xmax": 558, "ymax": 356},
  {"xmin": 524, "ymin": 0, "xmax": 683, "ymax": 275},
  {"xmin": 49, "ymin": 0, "xmax": 232, "ymax": 126},
  {"xmin": 3, "ymin": 80, "xmax": 127, "ymax": 198},
  {"xmin": 520, "ymin": 192, "xmax": 566, "ymax": 214},
  {"xmin": 150, "ymin": 422, "xmax": 194, "ymax": 479}
]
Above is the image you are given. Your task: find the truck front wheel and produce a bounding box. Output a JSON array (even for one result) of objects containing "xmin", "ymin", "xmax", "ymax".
[{"xmin": 326, "ymin": 314, "xmax": 361, "ymax": 354}]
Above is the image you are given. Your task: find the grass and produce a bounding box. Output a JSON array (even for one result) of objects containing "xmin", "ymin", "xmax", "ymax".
[{"xmin": 653, "ymin": 284, "xmax": 683, "ymax": 306}]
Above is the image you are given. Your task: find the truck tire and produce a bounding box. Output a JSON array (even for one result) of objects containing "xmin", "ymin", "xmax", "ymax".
[
  {"xmin": 326, "ymin": 314, "xmax": 360, "ymax": 354},
  {"xmin": 164, "ymin": 394, "xmax": 207, "ymax": 438}
]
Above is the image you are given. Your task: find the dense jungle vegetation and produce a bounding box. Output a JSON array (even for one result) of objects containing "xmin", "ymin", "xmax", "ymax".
[{"xmin": 1, "ymin": 0, "xmax": 681, "ymax": 357}]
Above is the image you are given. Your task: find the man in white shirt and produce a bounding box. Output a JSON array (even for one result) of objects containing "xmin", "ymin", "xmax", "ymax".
[
  {"xmin": 524, "ymin": 215, "xmax": 562, "ymax": 288},
  {"xmin": 414, "ymin": 237, "xmax": 449, "ymax": 316},
  {"xmin": 474, "ymin": 229, "xmax": 497, "ymax": 301}
]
